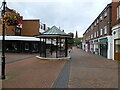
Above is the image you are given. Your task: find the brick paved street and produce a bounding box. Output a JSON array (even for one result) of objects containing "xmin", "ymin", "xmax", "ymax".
[
  {"xmin": 69, "ymin": 47, "xmax": 118, "ymax": 88},
  {"xmin": 2, "ymin": 47, "xmax": 118, "ymax": 88},
  {"xmin": 2, "ymin": 53, "xmax": 66, "ymax": 88}
]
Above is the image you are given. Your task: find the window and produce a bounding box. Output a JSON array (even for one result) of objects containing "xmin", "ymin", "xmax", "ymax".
[
  {"xmin": 25, "ymin": 43, "xmax": 29, "ymax": 50},
  {"xmin": 100, "ymin": 16, "xmax": 102, "ymax": 21},
  {"xmin": 97, "ymin": 31, "xmax": 99, "ymax": 37},
  {"xmin": 104, "ymin": 26, "xmax": 107, "ymax": 34},
  {"xmin": 89, "ymin": 36, "xmax": 90, "ymax": 39},
  {"xmin": 0, "ymin": 11, "xmax": 2, "ymax": 18},
  {"xmin": 97, "ymin": 19, "xmax": 99, "ymax": 24},
  {"xmin": 94, "ymin": 22, "xmax": 96, "ymax": 26},
  {"xmin": 91, "ymin": 34, "xmax": 93, "ymax": 39},
  {"xmin": 15, "ymin": 28, "xmax": 21, "ymax": 36},
  {"xmin": 117, "ymin": 5, "xmax": 120, "ymax": 19},
  {"xmin": 104, "ymin": 11, "xmax": 107, "ymax": 17},
  {"xmin": 91, "ymin": 25, "xmax": 94, "ymax": 30},
  {"xmin": 94, "ymin": 32, "xmax": 96, "ymax": 38},
  {"xmin": 100, "ymin": 28, "xmax": 103, "ymax": 35},
  {"xmin": 116, "ymin": 40, "xmax": 120, "ymax": 53}
]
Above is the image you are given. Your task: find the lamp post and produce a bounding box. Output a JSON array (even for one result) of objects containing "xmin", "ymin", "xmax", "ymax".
[{"xmin": 1, "ymin": 0, "xmax": 6, "ymax": 79}]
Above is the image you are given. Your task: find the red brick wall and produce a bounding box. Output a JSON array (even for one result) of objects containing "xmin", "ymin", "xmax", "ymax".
[
  {"xmin": 111, "ymin": 2, "xmax": 120, "ymax": 26},
  {"xmin": 21, "ymin": 20, "xmax": 40, "ymax": 36}
]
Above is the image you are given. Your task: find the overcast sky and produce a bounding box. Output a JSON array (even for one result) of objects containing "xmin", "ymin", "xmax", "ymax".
[{"xmin": 0, "ymin": 0, "xmax": 111, "ymax": 37}]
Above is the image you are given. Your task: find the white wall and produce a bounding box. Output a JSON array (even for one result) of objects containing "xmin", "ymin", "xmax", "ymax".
[
  {"xmin": 107, "ymin": 36, "xmax": 113, "ymax": 60},
  {"xmin": 85, "ymin": 44, "xmax": 88, "ymax": 52},
  {"xmin": 82, "ymin": 43, "xmax": 85, "ymax": 51}
]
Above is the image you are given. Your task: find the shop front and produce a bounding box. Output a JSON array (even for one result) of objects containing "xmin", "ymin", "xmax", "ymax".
[
  {"xmin": 87, "ymin": 41, "xmax": 90, "ymax": 52},
  {"xmin": 112, "ymin": 24, "xmax": 120, "ymax": 61},
  {"xmin": 0, "ymin": 36, "xmax": 40, "ymax": 53},
  {"xmin": 93, "ymin": 39, "xmax": 99, "ymax": 55},
  {"xmin": 90, "ymin": 40, "xmax": 94, "ymax": 53},
  {"xmin": 99, "ymin": 38, "xmax": 108, "ymax": 58},
  {"xmin": 114, "ymin": 39, "xmax": 120, "ymax": 60}
]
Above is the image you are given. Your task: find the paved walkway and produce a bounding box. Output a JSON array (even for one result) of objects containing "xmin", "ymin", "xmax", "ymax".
[
  {"xmin": 2, "ymin": 47, "xmax": 119, "ymax": 88},
  {"xmin": 2, "ymin": 53, "xmax": 66, "ymax": 88},
  {"xmin": 69, "ymin": 47, "xmax": 118, "ymax": 88}
]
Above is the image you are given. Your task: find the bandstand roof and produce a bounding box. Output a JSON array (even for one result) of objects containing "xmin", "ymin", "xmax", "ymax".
[{"xmin": 36, "ymin": 26, "xmax": 71, "ymax": 38}]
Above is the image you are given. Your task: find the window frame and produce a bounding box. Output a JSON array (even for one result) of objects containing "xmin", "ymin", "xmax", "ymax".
[
  {"xmin": 100, "ymin": 16, "xmax": 103, "ymax": 21},
  {"xmin": 117, "ymin": 5, "xmax": 120, "ymax": 20},
  {"xmin": 104, "ymin": 26, "xmax": 107, "ymax": 34},
  {"xmin": 104, "ymin": 10, "xmax": 107, "ymax": 17},
  {"xmin": 100, "ymin": 28, "xmax": 103, "ymax": 36}
]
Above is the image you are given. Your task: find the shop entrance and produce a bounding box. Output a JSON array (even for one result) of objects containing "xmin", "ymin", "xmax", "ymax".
[
  {"xmin": 114, "ymin": 39, "xmax": 120, "ymax": 61},
  {"xmin": 99, "ymin": 38, "xmax": 108, "ymax": 58},
  {"xmin": 100, "ymin": 44, "xmax": 107, "ymax": 58}
]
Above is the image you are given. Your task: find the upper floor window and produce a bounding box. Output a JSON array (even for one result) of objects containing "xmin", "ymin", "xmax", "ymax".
[
  {"xmin": 91, "ymin": 25, "xmax": 93, "ymax": 30},
  {"xmin": 91, "ymin": 34, "xmax": 93, "ymax": 39},
  {"xmin": 94, "ymin": 32, "xmax": 96, "ymax": 38},
  {"xmin": 104, "ymin": 26, "xmax": 107, "ymax": 34},
  {"xmin": 89, "ymin": 36, "xmax": 90, "ymax": 40},
  {"xmin": 97, "ymin": 31, "xmax": 99, "ymax": 37},
  {"xmin": 97, "ymin": 19, "xmax": 99, "ymax": 24},
  {"xmin": 117, "ymin": 5, "xmax": 120, "ymax": 19},
  {"xmin": 100, "ymin": 16, "xmax": 103, "ymax": 21},
  {"xmin": 100, "ymin": 28, "xmax": 103, "ymax": 36},
  {"xmin": 104, "ymin": 11, "xmax": 107, "ymax": 17},
  {"xmin": 94, "ymin": 22, "xmax": 96, "ymax": 26}
]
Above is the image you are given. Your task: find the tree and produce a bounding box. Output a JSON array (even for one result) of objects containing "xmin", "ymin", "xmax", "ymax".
[
  {"xmin": 74, "ymin": 38, "xmax": 80, "ymax": 46},
  {"xmin": 68, "ymin": 32, "xmax": 74, "ymax": 47}
]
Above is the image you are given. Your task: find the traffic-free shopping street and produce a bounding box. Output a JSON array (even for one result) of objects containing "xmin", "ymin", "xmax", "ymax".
[{"xmin": 2, "ymin": 47, "xmax": 118, "ymax": 88}]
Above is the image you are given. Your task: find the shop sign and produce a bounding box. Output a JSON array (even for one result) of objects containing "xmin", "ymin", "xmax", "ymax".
[
  {"xmin": 99, "ymin": 38, "xmax": 108, "ymax": 44},
  {"xmin": 90, "ymin": 41, "xmax": 93, "ymax": 44},
  {"xmin": 94, "ymin": 40, "xmax": 98, "ymax": 43}
]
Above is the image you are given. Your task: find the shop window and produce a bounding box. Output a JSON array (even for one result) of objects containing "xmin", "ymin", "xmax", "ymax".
[
  {"xmin": 25, "ymin": 43, "xmax": 29, "ymax": 50},
  {"xmin": 116, "ymin": 40, "xmax": 120, "ymax": 53}
]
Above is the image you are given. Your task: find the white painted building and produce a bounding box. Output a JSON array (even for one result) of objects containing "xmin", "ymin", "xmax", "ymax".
[{"xmin": 112, "ymin": 24, "xmax": 120, "ymax": 60}]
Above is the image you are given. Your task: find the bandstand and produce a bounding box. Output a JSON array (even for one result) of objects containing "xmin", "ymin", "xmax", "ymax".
[{"xmin": 36, "ymin": 26, "xmax": 71, "ymax": 60}]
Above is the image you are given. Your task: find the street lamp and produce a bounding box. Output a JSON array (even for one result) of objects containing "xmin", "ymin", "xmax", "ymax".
[{"xmin": 1, "ymin": 0, "xmax": 6, "ymax": 79}]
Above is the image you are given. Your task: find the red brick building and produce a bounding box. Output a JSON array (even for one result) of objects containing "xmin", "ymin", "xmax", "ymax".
[
  {"xmin": 82, "ymin": 1, "xmax": 120, "ymax": 60},
  {"xmin": 0, "ymin": 7, "xmax": 41, "ymax": 53},
  {"xmin": 112, "ymin": 1, "xmax": 120, "ymax": 60}
]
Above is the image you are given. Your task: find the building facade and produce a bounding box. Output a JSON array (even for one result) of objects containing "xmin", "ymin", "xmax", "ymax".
[
  {"xmin": 82, "ymin": 2, "xmax": 120, "ymax": 60},
  {"xmin": 112, "ymin": 1, "xmax": 120, "ymax": 60},
  {"xmin": 0, "ymin": 7, "xmax": 41, "ymax": 53},
  {"xmin": 21, "ymin": 20, "xmax": 40, "ymax": 36}
]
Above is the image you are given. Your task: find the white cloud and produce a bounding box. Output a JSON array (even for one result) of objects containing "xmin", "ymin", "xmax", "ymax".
[{"xmin": 0, "ymin": 0, "xmax": 112, "ymax": 37}]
